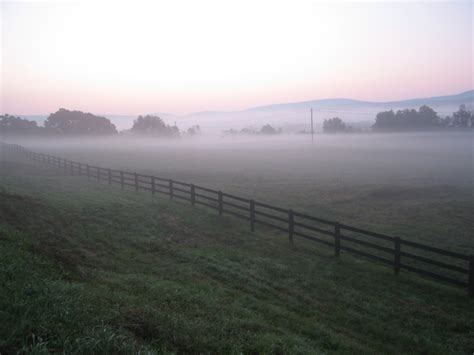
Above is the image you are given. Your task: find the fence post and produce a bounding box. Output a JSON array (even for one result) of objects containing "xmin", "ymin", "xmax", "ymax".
[
  {"xmin": 78, "ymin": 163, "xmax": 82, "ymax": 175},
  {"xmin": 218, "ymin": 191, "xmax": 223, "ymax": 215},
  {"xmin": 87, "ymin": 164, "xmax": 90, "ymax": 178},
  {"xmin": 70, "ymin": 161, "xmax": 74, "ymax": 175},
  {"xmin": 469, "ymin": 255, "xmax": 474, "ymax": 297},
  {"xmin": 288, "ymin": 209, "xmax": 294, "ymax": 245},
  {"xmin": 108, "ymin": 168, "xmax": 112, "ymax": 185},
  {"xmin": 169, "ymin": 180, "xmax": 174, "ymax": 200},
  {"xmin": 96, "ymin": 167, "xmax": 100, "ymax": 181},
  {"xmin": 151, "ymin": 176, "xmax": 156, "ymax": 196},
  {"xmin": 250, "ymin": 200, "xmax": 255, "ymax": 232},
  {"xmin": 334, "ymin": 223, "xmax": 341, "ymax": 257},
  {"xmin": 190, "ymin": 184, "xmax": 195, "ymax": 206},
  {"xmin": 394, "ymin": 237, "xmax": 401, "ymax": 276},
  {"xmin": 120, "ymin": 171, "xmax": 124, "ymax": 189},
  {"xmin": 134, "ymin": 173, "xmax": 139, "ymax": 191}
]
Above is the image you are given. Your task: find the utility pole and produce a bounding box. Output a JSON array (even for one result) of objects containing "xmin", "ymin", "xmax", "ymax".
[{"xmin": 311, "ymin": 108, "xmax": 314, "ymax": 142}]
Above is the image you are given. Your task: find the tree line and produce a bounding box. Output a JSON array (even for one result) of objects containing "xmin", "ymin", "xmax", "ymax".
[
  {"xmin": 0, "ymin": 109, "xmax": 201, "ymax": 138},
  {"xmin": 2, "ymin": 105, "xmax": 472, "ymax": 137},
  {"xmin": 223, "ymin": 124, "xmax": 282, "ymax": 137},
  {"xmin": 323, "ymin": 105, "xmax": 473, "ymax": 133}
]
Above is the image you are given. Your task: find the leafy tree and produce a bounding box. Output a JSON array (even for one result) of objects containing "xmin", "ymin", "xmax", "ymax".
[
  {"xmin": 372, "ymin": 106, "xmax": 441, "ymax": 131},
  {"xmin": 44, "ymin": 108, "xmax": 117, "ymax": 135},
  {"xmin": 373, "ymin": 110, "xmax": 396, "ymax": 130},
  {"xmin": 452, "ymin": 104, "xmax": 473, "ymax": 128},
  {"xmin": 259, "ymin": 124, "xmax": 278, "ymax": 135},
  {"xmin": 0, "ymin": 114, "xmax": 41, "ymax": 135},
  {"xmin": 131, "ymin": 115, "xmax": 179, "ymax": 137},
  {"xmin": 418, "ymin": 105, "xmax": 439, "ymax": 127},
  {"xmin": 323, "ymin": 117, "xmax": 347, "ymax": 133}
]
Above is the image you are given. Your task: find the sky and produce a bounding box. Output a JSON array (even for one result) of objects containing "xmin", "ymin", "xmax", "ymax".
[{"xmin": 1, "ymin": 0, "xmax": 473, "ymax": 115}]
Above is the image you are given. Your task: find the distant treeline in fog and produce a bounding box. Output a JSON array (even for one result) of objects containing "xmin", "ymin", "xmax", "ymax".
[
  {"xmin": 1, "ymin": 105, "xmax": 472, "ymax": 138},
  {"xmin": 0, "ymin": 109, "xmax": 201, "ymax": 138},
  {"xmin": 223, "ymin": 124, "xmax": 283, "ymax": 137},
  {"xmin": 320, "ymin": 105, "xmax": 473, "ymax": 134}
]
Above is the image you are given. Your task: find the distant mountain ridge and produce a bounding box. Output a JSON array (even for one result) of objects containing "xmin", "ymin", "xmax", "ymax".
[
  {"xmin": 241, "ymin": 90, "xmax": 474, "ymax": 112},
  {"xmin": 151, "ymin": 90, "xmax": 473, "ymax": 118}
]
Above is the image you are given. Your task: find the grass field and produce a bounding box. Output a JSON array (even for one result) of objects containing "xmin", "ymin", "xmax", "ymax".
[
  {"xmin": 1, "ymin": 151, "xmax": 473, "ymax": 353},
  {"xmin": 14, "ymin": 132, "xmax": 474, "ymax": 254}
]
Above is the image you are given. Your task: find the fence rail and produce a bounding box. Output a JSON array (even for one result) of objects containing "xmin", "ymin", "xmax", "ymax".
[{"xmin": 1, "ymin": 141, "xmax": 473, "ymax": 297}]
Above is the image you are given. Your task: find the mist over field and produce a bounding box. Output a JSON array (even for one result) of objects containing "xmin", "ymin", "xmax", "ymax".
[
  {"xmin": 2, "ymin": 0, "xmax": 474, "ymax": 353},
  {"xmin": 8, "ymin": 131, "xmax": 472, "ymax": 251},
  {"xmin": 14, "ymin": 131, "xmax": 473, "ymax": 186}
]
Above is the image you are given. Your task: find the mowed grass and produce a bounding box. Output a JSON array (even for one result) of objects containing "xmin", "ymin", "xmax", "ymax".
[{"xmin": 1, "ymin": 158, "xmax": 473, "ymax": 354}]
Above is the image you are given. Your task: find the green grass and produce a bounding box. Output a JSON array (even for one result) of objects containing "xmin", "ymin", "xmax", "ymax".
[
  {"xmin": 19, "ymin": 133, "xmax": 473, "ymax": 255},
  {"xmin": 1, "ymin": 158, "xmax": 473, "ymax": 354}
]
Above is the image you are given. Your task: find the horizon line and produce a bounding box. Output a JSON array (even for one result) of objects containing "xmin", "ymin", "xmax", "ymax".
[{"xmin": 9, "ymin": 88, "xmax": 474, "ymax": 118}]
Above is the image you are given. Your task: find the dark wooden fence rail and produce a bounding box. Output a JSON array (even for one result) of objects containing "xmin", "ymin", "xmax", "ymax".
[{"xmin": 1, "ymin": 141, "xmax": 473, "ymax": 297}]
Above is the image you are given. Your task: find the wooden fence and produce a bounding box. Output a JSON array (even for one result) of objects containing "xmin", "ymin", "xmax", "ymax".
[{"xmin": 2, "ymin": 141, "xmax": 473, "ymax": 297}]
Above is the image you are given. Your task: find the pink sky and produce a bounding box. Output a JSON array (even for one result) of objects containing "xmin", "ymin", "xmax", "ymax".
[{"xmin": 1, "ymin": 1, "xmax": 472, "ymax": 115}]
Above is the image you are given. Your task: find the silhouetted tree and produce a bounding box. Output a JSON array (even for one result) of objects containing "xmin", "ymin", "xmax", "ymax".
[
  {"xmin": 44, "ymin": 108, "xmax": 117, "ymax": 135},
  {"xmin": 323, "ymin": 117, "xmax": 347, "ymax": 133},
  {"xmin": 372, "ymin": 106, "xmax": 441, "ymax": 131},
  {"xmin": 451, "ymin": 104, "xmax": 473, "ymax": 128},
  {"xmin": 417, "ymin": 105, "xmax": 439, "ymax": 127},
  {"xmin": 131, "ymin": 115, "xmax": 180, "ymax": 137},
  {"xmin": 0, "ymin": 114, "xmax": 42, "ymax": 135},
  {"xmin": 259, "ymin": 124, "xmax": 278, "ymax": 135}
]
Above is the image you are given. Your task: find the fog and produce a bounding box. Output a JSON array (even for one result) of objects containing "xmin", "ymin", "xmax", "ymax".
[
  {"xmin": 10, "ymin": 131, "xmax": 473, "ymax": 189},
  {"xmin": 4, "ymin": 129, "xmax": 474, "ymax": 252}
]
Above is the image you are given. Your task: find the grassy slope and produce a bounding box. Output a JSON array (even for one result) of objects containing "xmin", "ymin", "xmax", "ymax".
[
  {"xmin": 26, "ymin": 135, "xmax": 473, "ymax": 255},
  {"xmin": 1, "ymin": 159, "xmax": 473, "ymax": 354}
]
